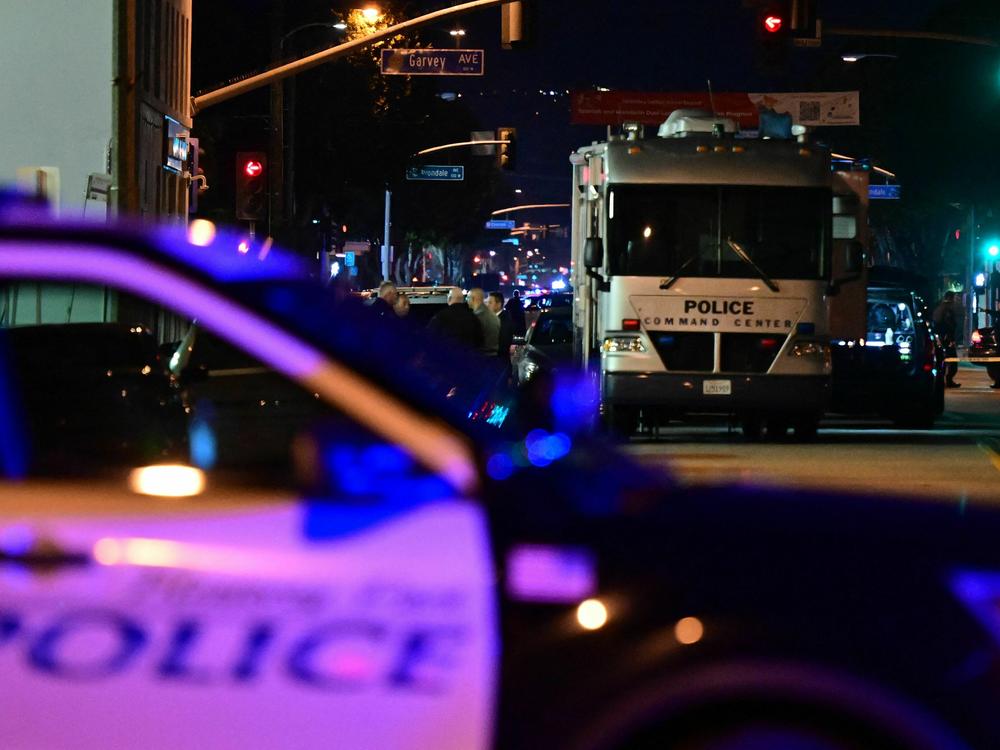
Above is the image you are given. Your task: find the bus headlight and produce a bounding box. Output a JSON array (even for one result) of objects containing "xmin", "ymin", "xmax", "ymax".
[{"xmin": 602, "ymin": 336, "xmax": 646, "ymax": 353}]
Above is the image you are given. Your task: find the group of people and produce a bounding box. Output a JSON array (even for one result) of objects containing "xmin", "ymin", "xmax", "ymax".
[
  {"xmin": 426, "ymin": 287, "xmax": 524, "ymax": 364},
  {"xmin": 369, "ymin": 281, "xmax": 527, "ymax": 363},
  {"xmin": 369, "ymin": 281, "xmax": 411, "ymax": 319}
]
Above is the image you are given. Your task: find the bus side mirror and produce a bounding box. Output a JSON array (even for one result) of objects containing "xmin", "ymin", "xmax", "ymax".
[{"xmin": 584, "ymin": 237, "xmax": 604, "ymax": 268}]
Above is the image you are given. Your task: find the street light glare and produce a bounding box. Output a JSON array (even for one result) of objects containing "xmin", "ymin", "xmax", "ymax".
[{"xmin": 361, "ymin": 6, "xmax": 381, "ymax": 23}]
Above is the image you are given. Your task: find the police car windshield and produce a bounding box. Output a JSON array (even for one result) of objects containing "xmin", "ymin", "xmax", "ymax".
[{"xmin": 607, "ymin": 185, "xmax": 829, "ymax": 280}]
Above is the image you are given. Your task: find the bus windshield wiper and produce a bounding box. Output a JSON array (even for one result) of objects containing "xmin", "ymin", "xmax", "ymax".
[
  {"xmin": 726, "ymin": 238, "xmax": 780, "ymax": 293},
  {"xmin": 660, "ymin": 253, "xmax": 700, "ymax": 290}
]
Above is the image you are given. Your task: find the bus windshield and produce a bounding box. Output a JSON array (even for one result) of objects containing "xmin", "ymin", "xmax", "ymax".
[{"xmin": 607, "ymin": 185, "xmax": 829, "ymax": 280}]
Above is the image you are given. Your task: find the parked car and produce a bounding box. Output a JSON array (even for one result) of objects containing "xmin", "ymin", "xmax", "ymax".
[
  {"xmin": 830, "ymin": 268, "xmax": 945, "ymax": 427},
  {"xmin": 512, "ymin": 306, "xmax": 575, "ymax": 386},
  {"xmin": 524, "ymin": 291, "xmax": 573, "ymax": 329},
  {"xmin": 969, "ymin": 310, "xmax": 1000, "ymax": 388}
]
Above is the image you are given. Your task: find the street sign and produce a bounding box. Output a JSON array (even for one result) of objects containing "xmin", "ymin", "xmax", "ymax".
[
  {"xmin": 485, "ymin": 219, "xmax": 516, "ymax": 230},
  {"xmin": 381, "ymin": 49, "xmax": 484, "ymax": 76},
  {"xmin": 406, "ymin": 165, "xmax": 465, "ymax": 181},
  {"xmin": 869, "ymin": 184, "xmax": 901, "ymax": 200},
  {"xmin": 344, "ymin": 251, "xmax": 356, "ymax": 267}
]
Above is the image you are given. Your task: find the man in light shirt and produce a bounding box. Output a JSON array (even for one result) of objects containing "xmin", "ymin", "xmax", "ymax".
[{"xmin": 468, "ymin": 287, "xmax": 499, "ymax": 357}]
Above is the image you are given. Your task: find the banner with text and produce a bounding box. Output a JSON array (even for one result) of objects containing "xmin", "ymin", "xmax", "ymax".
[{"xmin": 570, "ymin": 91, "xmax": 859, "ymax": 128}]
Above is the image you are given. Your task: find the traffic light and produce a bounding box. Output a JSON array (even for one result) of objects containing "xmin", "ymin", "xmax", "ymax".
[
  {"xmin": 235, "ymin": 151, "xmax": 267, "ymax": 221},
  {"xmin": 501, "ymin": 1, "xmax": 531, "ymax": 48},
  {"xmin": 983, "ymin": 237, "xmax": 1000, "ymax": 260},
  {"xmin": 496, "ymin": 127, "xmax": 517, "ymax": 171},
  {"xmin": 755, "ymin": 2, "xmax": 790, "ymax": 72}
]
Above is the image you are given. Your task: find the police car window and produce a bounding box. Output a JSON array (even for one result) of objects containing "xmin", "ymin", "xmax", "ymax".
[{"xmin": 0, "ymin": 282, "xmax": 367, "ymax": 488}]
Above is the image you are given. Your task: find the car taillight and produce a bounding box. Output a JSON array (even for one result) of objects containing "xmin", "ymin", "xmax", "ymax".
[{"xmin": 622, "ymin": 318, "xmax": 641, "ymax": 331}]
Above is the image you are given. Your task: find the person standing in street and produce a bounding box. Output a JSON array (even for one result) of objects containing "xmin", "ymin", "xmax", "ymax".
[
  {"xmin": 468, "ymin": 288, "xmax": 500, "ymax": 358},
  {"xmin": 427, "ymin": 288, "xmax": 483, "ymax": 350},
  {"xmin": 393, "ymin": 291, "xmax": 411, "ymax": 318},
  {"xmin": 504, "ymin": 288, "xmax": 527, "ymax": 336},
  {"xmin": 488, "ymin": 291, "xmax": 514, "ymax": 364},
  {"xmin": 933, "ymin": 290, "xmax": 961, "ymax": 388},
  {"xmin": 369, "ymin": 281, "xmax": 398, "ymax": 318}
]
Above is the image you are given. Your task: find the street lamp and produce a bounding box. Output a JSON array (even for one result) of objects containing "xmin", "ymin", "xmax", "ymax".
[
  {"xmin": 361, "ymin": 7, "xmax": 382, "ymax": 23},
  {"xmin": 841, "ymin": 53, "xmax": 899, "ymax": 63},
  {"xmin": 449, "ymin": 28, "xmax": 466, "ymax": 47}
]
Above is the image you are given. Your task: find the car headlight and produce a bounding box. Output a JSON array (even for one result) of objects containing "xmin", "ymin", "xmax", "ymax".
[
  {"xmin": 521, "ymin": 360, "xmax": 540, "ymax": 381},
  {"xmin": 602, "ymin": 336, "xmax": 646, "ymax": 353}
]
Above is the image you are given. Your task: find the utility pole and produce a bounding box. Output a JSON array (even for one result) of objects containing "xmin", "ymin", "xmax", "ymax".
[{"xmin": 382, "ymin": 189, "xmax": 392, "ymax": 281}]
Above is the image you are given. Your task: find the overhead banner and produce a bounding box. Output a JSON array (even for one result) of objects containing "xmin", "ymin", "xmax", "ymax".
[{"xmin": 570, "ymin": 91, "xmax": 859, "ymax": 128}]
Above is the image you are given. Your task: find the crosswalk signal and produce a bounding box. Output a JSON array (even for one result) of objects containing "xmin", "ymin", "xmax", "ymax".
[
  {"xmin": 496, "ymin": 127, "xmax": 517, "ymax": 171},
  {"xmin": 235, "ymin": 151, "xmax": 267, "ymax": 221}
]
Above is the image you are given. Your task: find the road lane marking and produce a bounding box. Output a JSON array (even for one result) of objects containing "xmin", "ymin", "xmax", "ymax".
[{"xmin": 978, "ymin": 440, "xmax": 1000, "ymax": 475}]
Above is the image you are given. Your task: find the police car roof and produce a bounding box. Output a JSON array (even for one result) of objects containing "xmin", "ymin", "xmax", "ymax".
[{"xmin": 0, "ymin": 194, "xmax": 307, "ymax": 285}]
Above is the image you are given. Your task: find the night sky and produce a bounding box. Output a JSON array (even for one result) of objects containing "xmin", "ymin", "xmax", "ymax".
[{"xmin": 194, "ymin": 1, "xmax": 1000, "ymax": 246}]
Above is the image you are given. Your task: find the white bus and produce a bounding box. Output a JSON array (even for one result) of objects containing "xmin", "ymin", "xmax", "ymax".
[{"xmin": 572, "ymin": 110, "xmax": 864, "ymax": 439}]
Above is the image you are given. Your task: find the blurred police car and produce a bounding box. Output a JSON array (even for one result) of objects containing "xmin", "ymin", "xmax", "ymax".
[{"xmin": 2, "ymin": 206, "xmax": 1000, "ymax": 749}]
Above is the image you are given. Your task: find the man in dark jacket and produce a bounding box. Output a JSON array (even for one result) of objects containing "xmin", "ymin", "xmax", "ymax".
[
  {"xmin": 488, "ymin": 291, "xmax": 514, "ymax": 364},
  {"xmin": 369, "ymin": 281, "xmax": 398, "ymax": 317},
  {"xmin": 504, "ymin": 288, "xmax": 527, "ymax": 336},
  {"xmin": 428, "ymin": 288, "xmax": 483, "ymax": 350},
  {"xmin": 933, "ymin": 291, "xmax": 961, "ymax": 388}
]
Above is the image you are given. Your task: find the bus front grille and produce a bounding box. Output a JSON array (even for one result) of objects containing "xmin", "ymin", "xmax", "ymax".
[
  {"xmin": 649, "ymin": 332, "xmax": 714, "ymax": 372},
  {"xmin": 648, "ymin": 332, "xmax": 787, "ymax": 373}
]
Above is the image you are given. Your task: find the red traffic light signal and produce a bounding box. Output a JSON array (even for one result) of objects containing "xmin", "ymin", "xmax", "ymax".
[
  {"xmin": 235, "ymin": 151, "xmax": 267, "ymax": 222},
  {"xmin": 763, "ymin": 13, "xmax": 783, "ymax": 32}
]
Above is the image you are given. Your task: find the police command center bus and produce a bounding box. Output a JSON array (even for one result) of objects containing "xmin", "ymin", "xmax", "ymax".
[{"xmin": 572, "ymin": 110, "xmax": 855, "ymax": 439}]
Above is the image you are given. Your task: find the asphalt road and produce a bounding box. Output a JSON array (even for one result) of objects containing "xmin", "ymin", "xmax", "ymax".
[{"xmin": 624, "ymin": 364, "xmax": 1000, "ymax": 504}]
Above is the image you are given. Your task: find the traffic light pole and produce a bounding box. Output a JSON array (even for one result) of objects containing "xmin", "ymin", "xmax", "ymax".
[
  {"xmin": 192, "ymin": 0, "xmax": 514, "ymax": 114},
  {"xmin": 383, "ymin": 189, "xmax": 392, "ymax": 282}
]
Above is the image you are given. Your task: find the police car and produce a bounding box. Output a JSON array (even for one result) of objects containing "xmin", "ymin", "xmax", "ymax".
[{"xmin": 2, "ymin": 205, "xmax": 1000, "ymax": 749}]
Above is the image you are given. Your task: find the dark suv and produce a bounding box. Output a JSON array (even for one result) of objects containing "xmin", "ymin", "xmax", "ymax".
[
  {"xmin": 830, "ymin": 268, "xmax": 945, "ymax": 427},
  {"xmin": 969, "ymin": 311, "xmax": 1000, "ymax": 387}
]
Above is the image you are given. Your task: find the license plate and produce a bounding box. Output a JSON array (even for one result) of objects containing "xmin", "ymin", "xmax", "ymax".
[{"xmin": 703, "ymin": 379, "xmax": 732, "ymax": 395}]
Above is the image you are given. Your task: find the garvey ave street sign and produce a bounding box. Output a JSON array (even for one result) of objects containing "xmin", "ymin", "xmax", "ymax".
[
  {"xmin": 406, "ymin": 165, "xmax": 465, "ymax": 181},
  {"xmin": 381, "ymin": 49, "xmax": 485, "ymax": 76}
]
